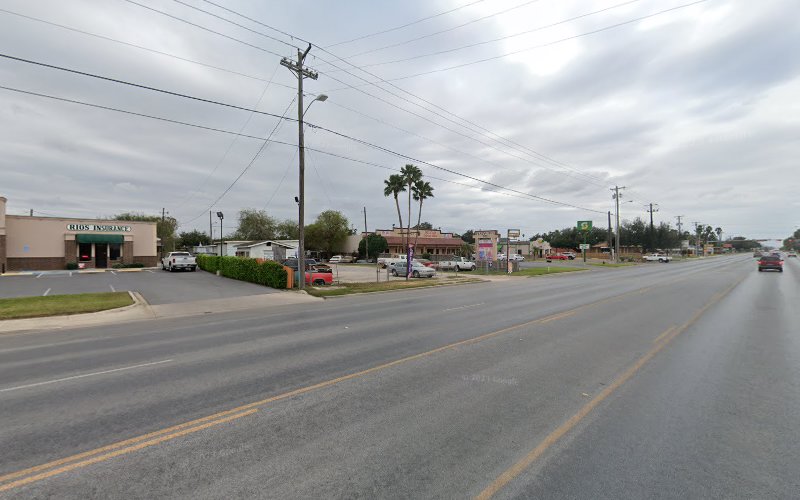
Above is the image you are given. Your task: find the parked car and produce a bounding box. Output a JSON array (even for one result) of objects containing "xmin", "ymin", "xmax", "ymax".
[
  {"xmin": 546, "ymin": 254, "xmax": 569, "ymax": 261},
  {"xmin": 561, "ymin": 252, "xmax": 577, "ymax": 260},
  {"xmin": 438, "ymin": 256, "xmax": 476, "ymax": 271},
  {"xmin": 643, "ymin": 253, "xmax": 672, "ymax": 263},
  {"xmin": 280, "ymin": 259, "xmax": 318, "ymax": 271},
  {"xmin": 329, "ymin": 255, "xmax": 354, "ymax": 264},
  {"xmin": 313, "ymin": 263, "xmax": 333, "ymax": 273},
  {"xmin": 388, "ymin": 261, "xmax": 436, "ymax": 278},
  {"xmin": 509, "ymin": 254, "xmax": 525, "ymax": 262},
  {"xmin": 758, "ymin": 255, "xmax": 783, "ymax": 272},
  {"xmin": 787, "ymin": 252, "xmax": 797, "ymax": 258},
  {"xmin": 496, "ymin": 253, "xmax": 506, "ymax": 261},
  {"xmin": 753, "ymin": 251, "xmax": 763, "ymax": 258},
  {"xmin": 162, "ymin": 252, "xmax": 196, "ymax": 272},
  {"xmin": 306, "ymin": 271, "xmax": 333, "ymax": 286}
]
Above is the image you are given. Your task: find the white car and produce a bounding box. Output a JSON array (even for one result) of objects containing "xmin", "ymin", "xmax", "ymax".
[
  {"xmin": 509, "ymin": 254, "xmax": 525, "ymax": 262},
  {"xmin": 388, "ymin": 261, "xmax": 436, "ymax": 278}
]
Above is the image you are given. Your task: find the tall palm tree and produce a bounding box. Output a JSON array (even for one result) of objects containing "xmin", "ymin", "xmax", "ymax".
[
  {"xmin": 412, "ymin": 180, "xmax": 434, "ymax": 252},
  {"xmin": 399, "ymin": 164, "xmax": 422, "ymax": 264},
  {"xmin": 383, "ymin": 174, "xmax": 406, "ymax": 248},
  {"xmin": 715, "ymin": 227, "xmax": 723, "ymax": 242}
]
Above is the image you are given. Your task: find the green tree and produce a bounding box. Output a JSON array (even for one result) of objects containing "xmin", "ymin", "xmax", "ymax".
[
  {"xmin": 305, "ymin": 210, "xmax": 350, "ymax": 257},
  {"xmin": 358, "ymin": 234, "xmax": 389, "ymax": 260},
  {"xmin": 232, "ymin": 209, "xmax": 277, "ymax": 241},
  {"xmin": 383, "ymin": 174, "xmax": 406, "ymax": 239},
  {"xmin": 177, "ymin": 230, "xmax": 209, "ymax": 249},
  {"xmin": 275, "ymin": 219, "xmax": 299, "ymax": 240},
  {"xmin": 411, "ymin": 179, "xmax": 434, "ymax": 251},
  {"xmin": 114, "ymin": 212, "xmax": 177, "ymax": 252},
  {"xmin": 413, "ymin": 221, "xmax": 434, "ymax": 230},
  {"xmin": 461, "ymin": 230, "xmax": 475, "ymax": 244}
]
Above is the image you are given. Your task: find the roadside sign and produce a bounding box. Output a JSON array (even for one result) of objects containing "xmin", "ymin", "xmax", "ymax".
[
  {"xmin": 507, "ymin": 229, "xmax": 521, "ymax": 238},
  {"xmin": 577, "ymin": 220, "xmax": 592, "ymax": 231},
  {"xmin": 579, "ymin": 243, "xmax": 590, "ymax": 250}
]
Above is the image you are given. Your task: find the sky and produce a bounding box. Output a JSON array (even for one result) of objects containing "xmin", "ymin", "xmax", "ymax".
[{"xmin": 1, "ymin": 0, "xmax": 798, "ymax": 242}]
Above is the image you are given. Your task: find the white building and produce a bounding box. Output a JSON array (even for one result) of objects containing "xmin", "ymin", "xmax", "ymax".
[{"xmin": 235, "ymin": 240, "xmax": 298, "ymax": 261}]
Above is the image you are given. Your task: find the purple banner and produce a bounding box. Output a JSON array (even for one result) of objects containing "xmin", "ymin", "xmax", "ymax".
[{"xmin": 406, "ymin": 244, "xmax": 414, "ymax": 277}]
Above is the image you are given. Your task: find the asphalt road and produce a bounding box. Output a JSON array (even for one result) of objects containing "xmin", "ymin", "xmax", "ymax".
[
  {"xmin": 1, "ymin": 255, "xmax": 797, "ymax": 498},
  {"xmin": 0, "ymin": 269, "xmax": 277, "ymax": 304}
]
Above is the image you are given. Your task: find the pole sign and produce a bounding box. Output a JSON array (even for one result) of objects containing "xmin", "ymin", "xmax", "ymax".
[
  {"xmin": 577, "ymin": 221, "xmax": 592, "ymax": 232},
  {"xmin": 579, "ymin": 243, "xmax": 590, "ymax": 250},
  {"xmin": 507, "ymin": 229, "xmax": 521, "ymax": 239}
]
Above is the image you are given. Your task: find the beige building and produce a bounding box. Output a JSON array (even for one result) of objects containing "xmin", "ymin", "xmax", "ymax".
[
  {"xmin": 373, "ymin": 228, "xmax": 463, "ymax": 256},
  {"xmin": 0, "ymin": 196, "xmax": 157, "ymax": 272}
]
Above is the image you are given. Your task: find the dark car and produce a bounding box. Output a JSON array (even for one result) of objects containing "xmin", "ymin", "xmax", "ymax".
[
  {"xmin": 757, "ymin": 255, "xmax": 783, "ymax": 272},
  {"xmin": 280, "ymin": 259, "xmax": 318, "ymax": 271}
]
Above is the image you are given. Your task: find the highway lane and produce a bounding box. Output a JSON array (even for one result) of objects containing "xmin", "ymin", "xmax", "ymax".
[{"xmin": 3, "ymin": 255, "xmax": 791, "ymax": 497}]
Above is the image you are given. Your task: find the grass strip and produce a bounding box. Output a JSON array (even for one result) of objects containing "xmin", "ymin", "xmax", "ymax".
[
  {"xmin": 306, "ymin": 277, "xmax": 482, "ymax": 297},
  {"xmin": 0, "ymin": 292, "xmax": 134, "ymax": 320},
  {"xmin": 479, "ymin": 267, "xmax": 587, "ymax": 276},
  {"xmin": 587, "ymin": 262, "xmax": 638, "ymax": 268}
]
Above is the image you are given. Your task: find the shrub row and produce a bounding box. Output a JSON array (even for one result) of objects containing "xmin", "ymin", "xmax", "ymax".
[
  {"xmin": 112, "ymin": 263, "xmax": 145, "ymax": 269},
  {"xmin": 196, "ymin": 255, "xmax": 288, "ymax": 289}
]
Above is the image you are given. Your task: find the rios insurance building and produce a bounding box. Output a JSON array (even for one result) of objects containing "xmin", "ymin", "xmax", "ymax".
[{"xmin": 0, "ymin": 196, "xmax": 157, "ymax": 273}]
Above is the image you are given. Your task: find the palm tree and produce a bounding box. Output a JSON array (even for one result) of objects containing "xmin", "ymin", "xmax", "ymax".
[
  {"xmin": 715, "ymin": 227, "xmax": 723, "ymax": 242},
  {"xmin": 412, "ymin": 180, "xmax": 434, "ymax": 251},
  {"xmin": 383, "ymin": 174, "xmax": 406, "ymax": 246},
  {"xmin": 399, "ymin": 164, "xmax": 422, "ymax": 263}
]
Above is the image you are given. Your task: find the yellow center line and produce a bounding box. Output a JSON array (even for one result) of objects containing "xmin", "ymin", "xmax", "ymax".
[
  {"xmin": 0, "ymin": 409, "xmax": 257, "ymax": 493},
  {"xmin": 653, "ymin": 325, "xmax": 677, "ymax": 344},
  {"xmin": 474, "ymin": 276, "xmax": 745, "ymax": 500},
  {"xmin": 0, "ymin": 271, "xmax": 726, "ymax": 491}
]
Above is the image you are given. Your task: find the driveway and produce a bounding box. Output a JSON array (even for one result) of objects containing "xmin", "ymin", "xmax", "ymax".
[{"xmin": 0, "ymin": 269, "xmax": 278, "ymax": 304}]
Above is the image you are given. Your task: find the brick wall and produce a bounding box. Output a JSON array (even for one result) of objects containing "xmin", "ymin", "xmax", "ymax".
[
  {"xmin": 64, "ymin": 240, "xmax": 77, "ymax": 266},
  {"xmin": 134, "ymin": 255, "xmax": 158, "ymax": 267},
  {"xmin": 123, "ymin": 241, "xmax": 134, "ymax": 264},
  {"xmin": 7, "ymin": 257, "xmax": 66, "ymax": 271}
]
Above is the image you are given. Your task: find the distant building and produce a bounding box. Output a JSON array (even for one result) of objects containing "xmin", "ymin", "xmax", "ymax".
[
  {"xmin": 235, "ymin": 240, "xmax": 298, "ymax": 261},
  {"xmin": 371, "ymin": 228, "xmax": 463, "ymax": 256}
]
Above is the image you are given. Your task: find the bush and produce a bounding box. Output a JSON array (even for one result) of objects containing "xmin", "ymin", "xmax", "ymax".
[
  {"xmin": 196, "ymin": 254, "xmax": 287, "ymax": 289},
  {"xmin": 65, "ymin": 262, "xmax": 78, "ymax": 270},
  {"xmin": 112, "ymin": 263, "xmax": 145, "ymax": 269}
]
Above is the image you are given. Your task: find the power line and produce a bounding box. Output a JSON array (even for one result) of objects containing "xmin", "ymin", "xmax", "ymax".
[
  {"xmin": 338, "ymin": 0, "xmax": 545, "ymax": 60},
  {"xmin": 0, "ymin": 8, "xmax": 287, "ymax": 88},
  {"xmin": 0, "ymin": 84, "xmax": 607, "ymax": 218},
  {"xmin": 326, "ymin": 0, "xmax": 487, "ymax": 48},
  {"xmin": 0, "ymin": 52, "xmax": 295, "ymax": 122},
  {"xmin": 333, "ymin": 0, "xmax": 644, "ymax": 71},
  {"xmin": 158, "ymin": 1, "xmax": 607, "ymax": 186},
  {"xmin": 372, "ymin": 0, "xmax": 711, "ymax": 82}
]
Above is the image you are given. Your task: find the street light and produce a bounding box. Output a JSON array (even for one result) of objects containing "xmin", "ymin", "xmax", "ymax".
[
  {"xmin": 303, "ymin": 94, "xmax": 328, "ymax": 116},
  {"xmin": 216, "ymin": 212, "xmax": 224, "ymax": 256}
]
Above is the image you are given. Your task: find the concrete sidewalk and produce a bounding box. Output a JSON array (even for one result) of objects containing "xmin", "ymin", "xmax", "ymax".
[{"xmin": 0, "ymin": 290, "xmax": 321, "ymax": 334}]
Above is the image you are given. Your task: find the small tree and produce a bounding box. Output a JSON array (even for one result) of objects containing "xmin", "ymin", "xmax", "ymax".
[
  {"xmin": 305, "ymin": 210, "xmax": 350, "ymax": 258},
  {"xmin": 177, "ymin": 230, "xmax": 209, "ymax": 249},
  {"xmin": 275, "ymin": 219, "xmax": 299, "ymax": 240},
  {"xmin": 232, "ymin": 209, "xmax": 277, "ymax": 241},
  {"xmin": 358, "ymin": 234, "xmax": 388, "ymax": 260},
  {"xmin": 114, "ymin": 212, "xmax": 177, "ymax": 252}
]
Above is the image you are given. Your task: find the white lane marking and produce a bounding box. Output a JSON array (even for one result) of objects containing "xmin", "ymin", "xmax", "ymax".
[
  {"xmin": 69, "ymin": 272, "xmax": 73, "ymax": 277},
  {"xmin": 145, "ymin": 270, "xmax": 155, "ymax": 274},
  {"xmin": 36, "ymin": 273, "xmax": 43, "ymax": 279},
  {"xmin": 109, "ymin": 284, "xmax": 116, "ymax": 292},
  {"xmin": 443, "ymin": 302, "xmax": 485, "ymax": 312},
  {"xmin": 0, "ymin": 359, "xmax": 174, "ymax": 393},
  {"xmin": 42, "ymin": 288, "xmax": 51, "ymax": 296},
  {"xmin": 110, "ymin": 271, "xmax": 117, "ymax": 276}
]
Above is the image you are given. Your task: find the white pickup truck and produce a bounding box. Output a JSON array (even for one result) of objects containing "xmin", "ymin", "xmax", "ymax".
[
  {"xmin": 437, "ymin": 256, "xmax": 476, "ymax": 271},
  {"xmin": 642, "ymin": 253, "xmax": 671, "ymax": 263},
  {"xmin": 162, "ymin": 251, "xmax": 197, "ymax": 271}
]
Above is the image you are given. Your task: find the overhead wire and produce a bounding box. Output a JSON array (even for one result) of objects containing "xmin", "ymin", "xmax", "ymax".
[
  {"xmin": 0, "ymin": 84, "xmax": 607, "ymax": 216},
  {"xmin": 156, "ymin": 1, "xmax": 609, "ymax": 186},
  {"xmin": 325, "ymin": 0, "xmax": 487, "ymax": 48}
]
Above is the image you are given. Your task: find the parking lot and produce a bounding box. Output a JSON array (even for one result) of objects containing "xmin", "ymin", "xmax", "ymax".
[{"xmin": 0, "ymin": 268, "xmax": 278, "ymax": 304}]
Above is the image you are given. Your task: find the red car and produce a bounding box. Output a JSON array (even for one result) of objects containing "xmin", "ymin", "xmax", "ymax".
[
  {"xmin": 305, "ymin": 271, "xmax": 333, "ymax": 286},
  {"xmin": 546, "ymin": 254, "xmax": 570, "ymax": 261}
]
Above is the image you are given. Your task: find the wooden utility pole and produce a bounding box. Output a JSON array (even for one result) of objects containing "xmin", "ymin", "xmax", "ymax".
[{"xmin": 281, "ymin": 45, "xmax": 318, "ymax": 289}]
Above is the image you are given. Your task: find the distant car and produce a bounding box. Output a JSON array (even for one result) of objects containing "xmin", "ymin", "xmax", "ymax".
[
  {"xmin": 753, "ymin": 251, "xmax": 763, "ymax": 258},
  {"xmin": 758, "ymin": 255, "xmax": 783, "ymax": 272},
  {"xmin": 546, "ymin": 254, "xmax": 569, "ymax": 261},
  {"xmin": 328, "ymin": 255, "xmax": 343, "ymax": 264},
  {"xmin": 496, "ymin": 253, "xmax": 506, "ymax": 261},
  {"xmin": 643, "ymin": 253, "xmax": 672, "ymax": 263},
  {"xmin": 280, "ymin": 259, "xmax": 318, "ymax": 271},
  {"xmin": 329, "ymin": 255, "xmax": 354, "ymax": 264},
  {"xmin": 562, "ymin": 252, "xmax": 577, "ymax": 260},
  {"xmin": 509, "ymin": 254, "xmax": 525, "ymax": 262},
  {"xmin": 388, "ymin": 261, "xmax": 436, "ymax": 278},
  {"xmin": 313, "ymin": 263, "xmax": 333, "ymax": 273},
  {"xmin": 787, "ymin": 252, "xmax": 797, "ymax": 258}
]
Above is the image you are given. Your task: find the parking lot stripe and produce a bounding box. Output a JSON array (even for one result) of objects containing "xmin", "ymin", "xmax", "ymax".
[
  {"xmin": 36, "ymin": 273, "xmax": 43, "ymax": 279},
  {"xmin": 0, "ymin": 359, "xmax": 174, "ymax": 393},
  {"xmin": 109, "ymin": 284, "xmax": 116, "ymax": 292},
  {"xmin": 42, "ymin": 288, "xmax": 51, "ymax": 297}
]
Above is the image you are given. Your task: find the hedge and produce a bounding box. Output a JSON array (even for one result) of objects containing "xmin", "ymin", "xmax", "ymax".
[{"xmin": 196, "ymin": 255, "xmax": 287, "ymax": 289}]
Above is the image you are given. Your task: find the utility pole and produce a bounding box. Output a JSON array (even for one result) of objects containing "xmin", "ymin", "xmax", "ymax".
[
  {"xmin": 161, "ymin": 208, "xmax": 166, "ymax": 258},
  {"xmin": 607, "ymin": 211, "xmax": 613, "ymax": 259},
  {"xmin": 611, "ymin": 186, "xmax": 625, "ymax": 262},
  {"xmin": 209, "ymin": 211, "xmax": 213, "ymax": 246},
  {"xmin": 645, "ymin": 203, "xmax": 659, "ymax": 252},
  {"xmin": 30, "ymin": 209, "xmax": 33, "ymax": 216},
  {"xmin": 692, "ymin": 221, "xmax": 701, "ymax": 257},
  {"xmin": 675, "ymin": 215, "xmax": 684, "ymax": 255},
  {"xmin": 281, "ymin": 45, "xmax": 318, "ymax": 290}
]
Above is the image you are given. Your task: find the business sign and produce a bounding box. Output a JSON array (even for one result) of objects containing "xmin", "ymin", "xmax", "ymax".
[
  {"xmin": 577, "ymin": 220, "xmax": 593, "ymax": 231},
  {"xmin": 579, "ymin": 243, "xmax": 590, "ymax": 250},
  {"xmin": 477, "ymin": 238, "xmax": 495, "ymax": 261},
  {"xmin": 67, "ymin": 224, "xmax": 132, "ymax": 232},
  {"xmin": 507, "ymin": 229, "xmax": 521, "ymax": 238}
]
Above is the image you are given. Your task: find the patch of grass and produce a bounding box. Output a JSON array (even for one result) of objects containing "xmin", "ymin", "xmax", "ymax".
[
  {"xmin": 0, "ymin": 292, "xmax": 134, "ymax": 320},
  {"xmin": 305, "ymin": 277, "xmax": 481, "ymax": 297}
]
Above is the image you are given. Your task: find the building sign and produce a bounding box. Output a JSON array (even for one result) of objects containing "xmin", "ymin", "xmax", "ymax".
[
  {"xmin": 577, "ymin": 220, "xmax": 593, "ymax": 231},
  {"xmin": 507, "ymin": 229, "xmax": 521, "ymax": 239},
  {"xmin": 67, "ymin": 224, "xmax": 132, "ymax": 232}
]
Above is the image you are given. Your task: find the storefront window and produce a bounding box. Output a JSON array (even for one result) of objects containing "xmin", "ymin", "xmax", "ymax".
[
  {"xmin": 110, "ymin": 243, "xmax": 121, "ymax": 261},
  {"xmin": 79, "ymin": 243, "xmax": 92, "ymax": 262}
]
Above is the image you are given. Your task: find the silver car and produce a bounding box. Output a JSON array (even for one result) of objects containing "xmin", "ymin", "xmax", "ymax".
[{"xmin": 389, "ymin": 261, "xmax": 436, "ymax": 278}]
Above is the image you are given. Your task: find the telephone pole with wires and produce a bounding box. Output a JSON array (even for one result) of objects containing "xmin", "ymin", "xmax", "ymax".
[
  {"xmin": 281, "ymin": 44, "xmax": 318, "ymax": 290},
  {"xmin": 645, "ymin": 203, "xmax": 659, "ymax": 251},
  {"xmin": 611, "ymin": 186, "xmax": 626, "ymax": 262}
]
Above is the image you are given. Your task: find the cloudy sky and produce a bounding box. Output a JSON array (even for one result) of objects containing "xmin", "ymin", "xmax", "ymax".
[{"xmin": 1, "ymin": 0, "xmax": 798, "ymax": 242}]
